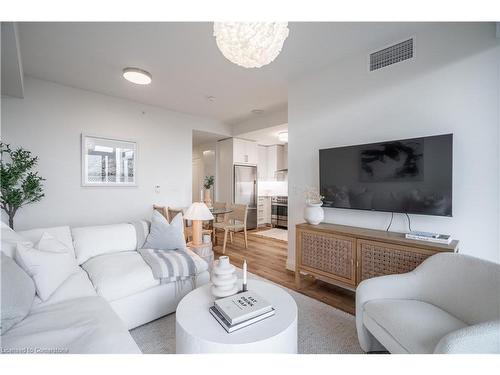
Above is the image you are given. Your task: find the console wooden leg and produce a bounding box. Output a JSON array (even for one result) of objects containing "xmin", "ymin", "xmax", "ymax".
[{"xmin": 295, "ymin": 270, "xmax": 301, "ymax": 290}]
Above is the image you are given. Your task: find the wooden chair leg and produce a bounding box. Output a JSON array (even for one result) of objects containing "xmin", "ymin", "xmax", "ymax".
[
  {"xmin": 244, "ymin": 228, "xmax": 248, "ymax": 248},
  {"xmin": 213, "ymin": 228, "xmax": 217, "ymax": 245},
  {"xmin": 222, "ymin": 230, "xmax": 228, "ymax": 254},
  {"xmin": 230, "ymin": 232, "xmax": 233, "ymax": 244}
]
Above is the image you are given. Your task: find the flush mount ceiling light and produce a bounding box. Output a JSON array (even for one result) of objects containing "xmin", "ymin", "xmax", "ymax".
[
  {"xmin": 213, "ymin": 22, "xmax": 289, "ymax": 68},
  {"xmin": 278, "ymin": 131, "xmax": 288, "ymax": 143},
  {"xmin": 251, "ymin": 109, "xmax": 265, "ymax": 115},
  {"xmin": 122, "ymin": 67, "xmax": 152, "ymax": 85}
]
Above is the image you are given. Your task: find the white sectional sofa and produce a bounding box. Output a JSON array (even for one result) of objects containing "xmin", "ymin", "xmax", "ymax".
[{"xmin": 1, "ymin": 222, "xmax": 210, "ymax": 353}]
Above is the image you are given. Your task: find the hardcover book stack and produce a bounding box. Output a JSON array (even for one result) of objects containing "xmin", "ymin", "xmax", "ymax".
[{"xmin": 209, "ymin": 291, "xmax": 275, "ymax": 333}]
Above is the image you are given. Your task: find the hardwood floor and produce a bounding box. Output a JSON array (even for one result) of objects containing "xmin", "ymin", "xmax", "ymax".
[{"xmin": 213, "ymin": 228, "xmax": 356, "ymax": 315}]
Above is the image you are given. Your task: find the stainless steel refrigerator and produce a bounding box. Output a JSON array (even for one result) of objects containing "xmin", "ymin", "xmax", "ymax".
[{"xmin": 233, "ymin": 165, "xmax": 257, "ymax": 230}]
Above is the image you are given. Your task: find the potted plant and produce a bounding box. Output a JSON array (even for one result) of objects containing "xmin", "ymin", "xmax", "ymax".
[
  {"xmin": 203, "ymin": 175, "xmax": 214, "ymax": 208},
  {"xmin": 0, "ymin": 143, "xmax": 45, "ymax": 229},
  {"xmin": 304, "ymin": 186, "xmax": 324, "ymax": 225}
]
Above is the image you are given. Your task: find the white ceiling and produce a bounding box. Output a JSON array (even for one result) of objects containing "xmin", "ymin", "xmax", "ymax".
[
  {"xmin": 192, "ymin": 129, "xmax": 227, "ymax": 147},
  {"xmin": 18, "ymin": 22, "xmax": 439, "ymax": 124},
  {"xmin": 239, "ymin": 124, "xmax": 288, "ymax": 146}
]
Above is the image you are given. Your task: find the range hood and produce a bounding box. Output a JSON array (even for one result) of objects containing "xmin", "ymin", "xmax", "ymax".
[{"xmin": 275, "ymin": 169, "xmax": 288, "ymax": 181}]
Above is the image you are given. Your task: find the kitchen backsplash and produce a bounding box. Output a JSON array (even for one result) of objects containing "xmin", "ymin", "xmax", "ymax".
[{"xmin": 258, "ymin": 180, "xmax": 288, "ymax": 196}]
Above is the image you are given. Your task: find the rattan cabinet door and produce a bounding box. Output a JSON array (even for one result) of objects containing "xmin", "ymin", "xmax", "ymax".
[
  {"xmin": 357, "ymin": 239, "xmax": 434, "ymax": 283},
  {"xmin": 300, "ymin": 231, "xmax": 356, "ymax": 286}
]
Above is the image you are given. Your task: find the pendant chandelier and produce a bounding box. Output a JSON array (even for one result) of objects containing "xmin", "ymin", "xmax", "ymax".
[{"xmin": 213, "ymin": 22, "xmax": 290, "ymax": 68}]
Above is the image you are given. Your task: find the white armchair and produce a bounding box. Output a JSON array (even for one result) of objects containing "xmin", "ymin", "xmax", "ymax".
[{"xmin": 356, "ymin": 253, "xmax": 500, "ymax": 354}]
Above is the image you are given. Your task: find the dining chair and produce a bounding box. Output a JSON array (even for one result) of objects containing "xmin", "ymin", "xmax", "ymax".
[
  {"xmin": 213, "ymin": 203, "xmax": 248, "ymax": 254},
  {"xmin": 153, "ymin": 204, "xmax": 169, "ymax": 220}
]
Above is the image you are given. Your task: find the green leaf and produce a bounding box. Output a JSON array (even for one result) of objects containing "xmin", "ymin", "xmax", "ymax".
[{"xmin": 0, "ymin": 142, "xmax": 45, "ymax": 221}]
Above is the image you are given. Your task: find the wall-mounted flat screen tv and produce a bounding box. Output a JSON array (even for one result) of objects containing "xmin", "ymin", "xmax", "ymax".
[{"xmin": 319, "ymin": 134, "xmax": 453, "ymax": 216}]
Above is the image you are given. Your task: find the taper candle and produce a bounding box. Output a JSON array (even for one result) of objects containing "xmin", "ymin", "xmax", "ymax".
[{"xmin": 243, "ymin": 260, "xmax": 247, "ymax": 291}]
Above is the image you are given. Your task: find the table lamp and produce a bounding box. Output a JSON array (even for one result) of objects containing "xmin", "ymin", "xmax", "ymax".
[{"xmin": 184, "ymin": 202, "xmax": 214, "ymax": 246}]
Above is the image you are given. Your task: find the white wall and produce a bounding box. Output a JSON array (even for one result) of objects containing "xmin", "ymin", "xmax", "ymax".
[
  {"xmin": 288, "ymin": 23, "xmax": 500, "ymax": 267},
  {"xmin": 1, "ymin": 77, "xmax": 230, "ymax": 230}
]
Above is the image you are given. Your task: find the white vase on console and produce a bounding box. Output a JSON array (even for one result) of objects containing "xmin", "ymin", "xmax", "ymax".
[
  {"xmin": 304, "ymin": 201, "xmax": 324, "ymax": 225},
  {"xmin": 211, "ymin": 256, "xmax": 238, "ymax": 298}
]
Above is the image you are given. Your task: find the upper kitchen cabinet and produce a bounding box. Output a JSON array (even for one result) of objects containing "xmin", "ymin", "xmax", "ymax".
[
  {"xmin": 257, "ymin": 145, "xmax": 268, "ymax": 179},
  {"xmin": 258, "ymin": 144, "xmax": 285, "ymax": 181},
  {"xmin": 233, "ymin": 138, "xmax": 258, "ymax": 165}
]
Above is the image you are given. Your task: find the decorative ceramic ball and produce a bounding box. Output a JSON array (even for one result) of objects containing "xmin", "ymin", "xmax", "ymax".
[{"xmin": 211, "ymin": 256, "xmax": 238, "ymax": 298}]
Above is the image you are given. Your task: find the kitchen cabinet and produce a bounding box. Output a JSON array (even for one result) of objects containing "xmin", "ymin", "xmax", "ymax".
[
  {"xmin": 257, "ymin": 196, "xmax": 272, "ymax": 226},
  {"xmin": 257, "ymin": 144, "xmax": 285, "ymax": 181},
  {"xmin": 233, "ymin": 138, "xmax": 258, "ymax": 165},
  {"xmin": 257, "ymin": 145, "xmax": 268, "ymax": 180}
]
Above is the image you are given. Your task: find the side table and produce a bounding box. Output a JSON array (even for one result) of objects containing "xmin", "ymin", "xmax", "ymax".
[{"xmin": 187, "ymin": 241, "xmax": 214, "ymax": 271}]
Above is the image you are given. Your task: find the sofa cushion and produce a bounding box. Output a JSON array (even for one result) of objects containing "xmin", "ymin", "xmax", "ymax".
[
  {"xmin": 32, "ymin": 269, "xmax": 97, "ymax": 308},
  {"xmin": 363, "ymin": 299, "xmax": 467, "ymax": 354},
  {"xmin": 18, "ymin": 226, "xmax": 76, "ymax": 259},
  {"xmin": 1, "ymin": 222, "xmax": 33, "ymax": 258},
  {"xmin": 82, "ymin": 251, "xmax": 160, "ymax": 301},
  {"xmin": 1, "ymin": 253, "xmax": 36, "ymax": 334},
  {"xmin": 72, "ymin": 223, "xmax": 138, "ymax": 265},
  {"xmin": 0, "ymin": 296, "xmax": 141, "ymax": 354}
]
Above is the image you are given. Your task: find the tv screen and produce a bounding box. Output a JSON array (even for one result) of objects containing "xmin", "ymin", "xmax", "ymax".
[{"xmin": 319, "ymin": 134, "xmax": 453, "ymax": 216}]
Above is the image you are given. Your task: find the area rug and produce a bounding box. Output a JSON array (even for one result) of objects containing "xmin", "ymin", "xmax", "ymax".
[
  {"xmin": 130, "ymin": 270, "xmax": 363, "ymax": 354},
  {"xmin": 253, "ymin": 228, "xmax": 288, "ymax": 242}
]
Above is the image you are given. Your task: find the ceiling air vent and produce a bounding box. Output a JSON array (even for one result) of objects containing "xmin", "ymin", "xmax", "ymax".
[{"xmin": 370, "ymin": 38, "xmax": 414, "ymax": 71}]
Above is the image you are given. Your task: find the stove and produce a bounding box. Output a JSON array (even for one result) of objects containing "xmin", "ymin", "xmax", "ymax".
[{"xmin": 271, "ymin": 196, "xmax": 288, "ymax": 229}]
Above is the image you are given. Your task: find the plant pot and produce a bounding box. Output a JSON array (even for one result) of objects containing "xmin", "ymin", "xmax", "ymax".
[
  {"xmin": 304, "ymin": 202, "xmax": 324, "ymax": 225},
  {"xmin": 204, "ymin": 189, "xmax": 212, "ymax": 208}
]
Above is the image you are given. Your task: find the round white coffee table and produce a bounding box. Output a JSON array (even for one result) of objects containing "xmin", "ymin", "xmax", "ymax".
[{"xmin": 175, "ymin": 279, "xmax": 298, "ymax": 353}]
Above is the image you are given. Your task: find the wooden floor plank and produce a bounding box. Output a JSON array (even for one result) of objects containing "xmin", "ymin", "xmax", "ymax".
[{"xmin": 213, "ymin": 229, "xmax": 356, "ymax": 315}]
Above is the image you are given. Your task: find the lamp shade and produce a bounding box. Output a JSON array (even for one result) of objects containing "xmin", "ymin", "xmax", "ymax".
[{"xmin": 184, "ymin": 202, "xmax": 214, "ymax": 221}]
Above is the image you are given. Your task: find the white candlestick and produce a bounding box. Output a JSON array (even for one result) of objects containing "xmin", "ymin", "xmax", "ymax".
[{"xmin": 243, "ymin": 260, "xmax": 247, "ymax": 285}]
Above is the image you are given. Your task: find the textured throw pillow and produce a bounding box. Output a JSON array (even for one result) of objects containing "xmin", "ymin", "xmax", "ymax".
[
  {"xmin": 143, "ymin": 210, "xmax": 186, "ymax": 250},
  {"xmin": 15, "ymin": 234, "xmax": 79, "ymax": 301},
  {"xmin": 1, "ymin": 221, "xmax": 33, "ymax": 258},
  {"xmin": 1, "ymin": 253, "xmax": 36, "ymax": 334}
]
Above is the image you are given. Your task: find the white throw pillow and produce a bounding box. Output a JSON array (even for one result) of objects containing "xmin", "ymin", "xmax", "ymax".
[
  {"xmin": 36, "ymin": 232, "xmax": 70, "ymax": 253},
  {"xmin": 15, "ymin": 233, "xmax": 80, "ymax": 301},
  {"xmin": 1, "ymin": 253, "xmax": 36, "ymax": 334},
  {"xmin": 18, "ymin": 225, "xmax": 76, "ymax": 259},
  {"xmin": 143, "ymin": 210, "xmax": 186, "ymax": 250},
  {"xmin": 1, "ymin": 221, "xmax": 33, "ymax": 257}
]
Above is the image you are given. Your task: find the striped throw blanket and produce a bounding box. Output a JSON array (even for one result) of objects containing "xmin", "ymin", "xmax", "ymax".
[
  {"xmin": 138, "ymin": 248, "xmax": 197, "ymax": 284},
  {"xmin": 131, "ymin": 220, "xmax": 197, "ymax": 285}
]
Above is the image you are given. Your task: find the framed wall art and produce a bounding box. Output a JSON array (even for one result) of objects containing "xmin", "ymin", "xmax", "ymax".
[{"xmin": 81, "ymin": 134, "xmax": 137, "ymax": 187}]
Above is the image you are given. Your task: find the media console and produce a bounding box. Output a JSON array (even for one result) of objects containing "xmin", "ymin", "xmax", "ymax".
[{"xmin": 295, "ymin": 223, "xmax": 459, "ymax": 291}]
